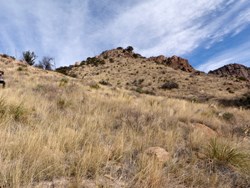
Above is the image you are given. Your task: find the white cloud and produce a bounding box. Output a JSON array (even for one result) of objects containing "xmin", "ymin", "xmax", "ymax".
[
  {"xmin": 0, "ymin": 0, "xmax": 249, "ymax": 67},
  {"xmin": 96, "ymin": 0, "xmax": 250, "ymax": 58}
]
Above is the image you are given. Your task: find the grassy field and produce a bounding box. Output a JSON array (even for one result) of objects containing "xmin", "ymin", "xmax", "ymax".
[{"xmin": 0, "ymin": 56, "xmax": 249, "ymax": 187}]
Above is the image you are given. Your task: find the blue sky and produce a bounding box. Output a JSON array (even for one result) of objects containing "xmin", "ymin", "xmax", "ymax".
[{"xmin": 0, "ymin": 0, "xmax": 249, "ymax": 72}]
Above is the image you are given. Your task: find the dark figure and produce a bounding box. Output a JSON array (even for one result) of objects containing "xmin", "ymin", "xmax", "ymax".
[{"xmin": 0, "ymin": 71, "xmax": 5, "ymax": 88}]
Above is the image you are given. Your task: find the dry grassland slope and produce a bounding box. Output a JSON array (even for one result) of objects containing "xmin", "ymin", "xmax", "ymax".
[{"xmin": 0, "ymin": 54, "xmax": 249, "ymax": 187}]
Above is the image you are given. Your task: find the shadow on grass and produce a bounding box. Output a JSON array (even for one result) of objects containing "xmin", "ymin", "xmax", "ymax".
[{"xmin": 218, "ymin": 92, "xmax": 250, "ymax": 109}]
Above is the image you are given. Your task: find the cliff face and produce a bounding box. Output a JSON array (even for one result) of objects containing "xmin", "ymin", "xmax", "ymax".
[{"xmin": 208, "ymin": 63, "xmax": 250, "ymax": 81}]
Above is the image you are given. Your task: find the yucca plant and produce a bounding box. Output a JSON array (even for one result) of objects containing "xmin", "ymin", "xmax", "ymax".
[{"xmin": 205, "ymin": 138, "xmax": 250, "ymax": 172}]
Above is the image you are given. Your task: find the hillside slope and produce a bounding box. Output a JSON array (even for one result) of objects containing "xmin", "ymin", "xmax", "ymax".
[
  {"xmin": 0, "ymin": 54, "xmax": 249, "ymax": 187},
  {"xmin": 56, "ymin": 47, "xmax": 250, "ymax": 106}
]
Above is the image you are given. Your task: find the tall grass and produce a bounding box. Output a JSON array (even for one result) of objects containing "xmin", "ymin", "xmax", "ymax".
[{"xmin": 0, "ymin": 62, "xmax": 249, "ymax": 187}]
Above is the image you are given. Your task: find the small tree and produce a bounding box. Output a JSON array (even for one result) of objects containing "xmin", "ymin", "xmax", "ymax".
[
  {"xmin": 36, "ymin": 56, "xmax": 55, "ymax": 70},
  {"xmin": 22, "ymin": 51, "xmax": 37, "ymax": 65}
]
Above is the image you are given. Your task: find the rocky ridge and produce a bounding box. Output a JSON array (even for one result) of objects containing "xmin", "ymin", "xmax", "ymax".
[
  {"xmin": 55, "ymin": 47, "xmax": 249, "ymax": 107},
  {"xmin": 209, "ymin": 63, "xmax": 250, "ymax": 81}
]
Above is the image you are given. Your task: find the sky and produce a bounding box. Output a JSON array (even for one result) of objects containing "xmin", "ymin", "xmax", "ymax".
[{"xmin": 0, "ymin": 0, "xmax": 249, "ymax": 72}]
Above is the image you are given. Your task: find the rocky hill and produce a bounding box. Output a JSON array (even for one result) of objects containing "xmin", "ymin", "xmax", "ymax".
[
  {"xmin": 56, "ymin": 47, "xmax": 249, "ymax": 104},
  {"xmin": 209, "ymin": 63, "xmax": 250, "ymax": 81}
]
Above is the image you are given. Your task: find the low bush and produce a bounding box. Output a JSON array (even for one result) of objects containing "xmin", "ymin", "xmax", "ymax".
[
  {"xmin": 89, "ymin": 83, "xmax": 100, "ymax": 89},
  {"xmin": 109, "ymin": 58, "xmax": 114, "ymax": 63},
  {"xmin": 161, "ymin": 81, "xmax": 179, "ymax": 90},
  {"xmin": 99, "ymin": 80, "xmax": 111, "ymax": 86}
]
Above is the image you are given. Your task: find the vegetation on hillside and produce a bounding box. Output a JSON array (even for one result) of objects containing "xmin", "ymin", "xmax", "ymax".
[{"xmin": 0, "ymin": 55, "xmax": 249, "ymax": 187}]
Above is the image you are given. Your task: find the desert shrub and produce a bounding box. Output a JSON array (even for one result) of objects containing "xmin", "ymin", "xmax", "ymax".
[
  {"xmin": 116, "ymin": 47, "xmax": 123, "ymax": 50},
  {"xmin": 109, "ymin": 58, "xmax": 114, "ymax": 63},
  {"xmin": 133, "ymin": 53, "xmax": 140, "ymax": 58},
  {"xmin": 125, "ymin": 46, "xmax": 134, "ymax": 52},
  {"xmin": 142, "ymin": 90, "xmax": 155, "ymax": 95},
  {"xmin": 99, "ymin": 80, "xmax": 111, "ymax": 86},
  {"xmin": 22, "ymin": 51, "xmax": 37, "ymax": 65},
  {"xmin": 138, "ymin": 79, "xmax": 144, "ymax": 84},
  {"xmin": 17, "ymin": 67, "xmax": 24, "ymax": 71},
  {"xmin": 2, "ymin": 54, "xmax": 8, "ymax": 58},
  {"xmin": 135, "ymin": 87, "xmax": 143, "ymax": 94},
  {"xmin": 89, "ymin": 83, "xmax": 100, "ymax": 89},
  {"xmin": 238, "ymin": 77, "xmax": 247, "ymax": 81},
  {"xmin": 86, "ymin": 57, "xmax": 105, "ymax": 66},
  {"xmin": 69, "ymin": 73, "xmax": 77, "ymax": 78},
  {"xmin": 59, "ymin": 78, "xmax": 68, "ymax": 87},
  {"xmin": 2, "ymin": 54, "xmax": 15, "ymax": 60},
  {"xmin": 222, "ymin": 112, "xmax": 235, "ymax": 122},
  {"xmin": 161, "ymin": 81, "xmax": 179, "ymax": 90},
  {"xmin": 55, "ymin": 66, "xmax": 71, "ymax": 75},
  {"xmin": 103, "ymin": 55, "xmax": 108, "ymax": 59},
  {"xmin": 0, "ymin": 98, "xmax": 29, "ymax": 122},
  {"xmin": 57, "ymin": 98, "xmax": 70, "ymax": 110},
  {"xmin": 134, "ymin": 87, "xmax": 155, "ymax": 95},
  {"xmin": 9, "ymin": 103, "xmax": 28, "ymax": 122},
  {"xmin": 80, "ymin": 60, "xmax": 86, "ymax": 66},
  {"xmin": 226, "ymin": 87, "xmax": 234, "ymax": 93}
]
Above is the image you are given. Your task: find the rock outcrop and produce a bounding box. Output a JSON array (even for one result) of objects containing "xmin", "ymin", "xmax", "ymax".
[
  {"xmin": 166, "ymin": 55, "xmax": 195, "ymax": 73},
  {"xmin": 208, "ymin": 63, "xmax": 250, "ymax": 81},
  {"xmin": 149, "ymin": 55, "xmax": 195, "ymax": 72}
]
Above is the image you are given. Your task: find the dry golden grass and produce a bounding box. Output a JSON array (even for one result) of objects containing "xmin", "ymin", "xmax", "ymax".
[{"xmin": 0, "ymin": 56, "xmax": 249, "ymax": 187}]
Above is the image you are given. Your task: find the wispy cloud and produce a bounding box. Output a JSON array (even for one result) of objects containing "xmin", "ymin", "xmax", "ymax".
[
  {"xmin": 197, "ymin": 41, "xmax": 250, "ymax": 72},
  {"xmin": 97, "ymin": 0, "xmax": 250, "ymax": 57},
  {"xmin": 0, "ymin": 0, "xmax": 249, "ymax": 67}
]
